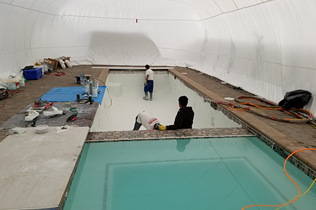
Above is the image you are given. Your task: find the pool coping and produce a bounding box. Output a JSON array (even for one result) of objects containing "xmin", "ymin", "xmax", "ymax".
[{"xmin": 86, "ymin": 128, "xmax": 256, "ymax": 142}]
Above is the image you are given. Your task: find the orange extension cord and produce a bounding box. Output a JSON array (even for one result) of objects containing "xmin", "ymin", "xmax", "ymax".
[
  {"xmin": 205, "ymin": 96, "xmax": 315, "ymax": 125},
  {"xmin": 242, "ymin": 148, "xmax": 316, "ymax": 210},
  {"xmin": 234, "ymin": 96, "xmax": 314, "ymax": 123}
]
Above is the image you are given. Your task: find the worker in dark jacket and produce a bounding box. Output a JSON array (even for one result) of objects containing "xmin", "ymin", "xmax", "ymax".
[{"xmin": 158, "ymin": 96, "xmax": 194, "ymax": 130}]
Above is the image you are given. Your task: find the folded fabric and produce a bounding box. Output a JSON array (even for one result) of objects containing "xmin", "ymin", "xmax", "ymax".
[{"xmin": 6, "ymin": 127, "xmax": 26, "ymax": 135}]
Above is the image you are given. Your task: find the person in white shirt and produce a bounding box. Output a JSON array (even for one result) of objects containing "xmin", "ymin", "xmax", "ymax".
[
  {"xmin": 133, "ymin": 111, "xmax": 160, "ymax": 130},
  {"xmin": 143, "ymin": 64, "xmax": 154, "ymax": 101}
]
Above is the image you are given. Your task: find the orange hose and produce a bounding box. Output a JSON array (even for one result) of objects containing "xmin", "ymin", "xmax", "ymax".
[
  {"xmin": 229, "ymin": 107, "xmax": 247, "ymax": 111},
  {"xmin": 240, "ymin": 102, "xmax": 283, "ymax": 110},
  {"xmin": 297, "ymin": 109, "xmax": 312, "ymax": 117},
  {"xmin": 242, "ymin": 148, "xmax": 316, "ymax": 210},
  {"xmin": 228, "ymin": 98, "xmax": 313, "ymax": 122}
]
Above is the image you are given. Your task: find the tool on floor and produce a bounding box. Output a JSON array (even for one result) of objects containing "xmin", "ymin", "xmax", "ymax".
[
  {"xmin": 79, "ymin": 73, "xmax": 89, "ymax": 86},
  {"xmin": 76, "ymin": 75, "xmax": 90, "ymax": 84},
  {"xmin": 44, "ymin": 102, "xmax": 54, "ymax": 109},
  {"xmin": 43, "ymin": 106, "xmax": 63, "ymax": 116},
  {"xmin": 31, "ymin": 116, "xmax": 39, "ymax": 127},
  {"xmin": 26, "ymin": 106, "xmax": 45, "ymax": 113},
  {"xmin": 25, "ymin": 110, "xmax": 39, "ymax": 122},
  {"xmin": 0, "ymin": 88, "xmax": 8, "ymax": 100},
  {"xmin": 66, "ymin": 113, "xmax": 77, "ymax": 122},
  {"xmin": 70, "ymin": 107, "xmax": 78, "ymax": 113},
  {"xmin": 82, "ymin": 92, "xmax": 89, "ymax": 99},
  {"xmin": 55, "ymin": 72, "xmax": 66, "ymax": 76},
  {"xmin": 48, "ymin": 112, "xmax": 65, "ymax": 118},
  {"xmin": 76, "ymin": 92, "xmax": 93, "ymax": 104},
  {"xmin": 34, "ymin": 99, "xmax": 49, "ymax": 107},
  {"xmin": 89, "ymin": 95, "xmax": 94, "ymax": 104}
]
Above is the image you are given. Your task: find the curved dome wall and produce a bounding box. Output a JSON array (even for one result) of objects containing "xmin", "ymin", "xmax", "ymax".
[
  {"xmin": 0, "ymin": 0, "xmax": 204, "ymax": 72},
  {"xmin": 1, "ymin": 0, "xmax": 316, "ymax": 116},
  {"xmin": 198, "ymin": 0, "xmax": 316, "ymax": 117}
]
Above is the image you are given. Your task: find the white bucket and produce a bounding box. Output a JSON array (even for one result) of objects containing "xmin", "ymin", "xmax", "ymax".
[
  {"xmin": 92, "ymin": 87, "xmax": 98, "ymax": 98},
  {"xmin": 92, "ymin": 81, "xmax": 99, "ymax": 97},
  {"xmin": 19, "ymin": 78, "xmax": 25, "ymax": 86}
]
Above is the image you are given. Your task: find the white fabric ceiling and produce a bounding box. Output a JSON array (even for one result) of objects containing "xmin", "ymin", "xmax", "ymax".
[{"xmin": 1, "ymin": 0, "xmax": 316, "ymax": 116}]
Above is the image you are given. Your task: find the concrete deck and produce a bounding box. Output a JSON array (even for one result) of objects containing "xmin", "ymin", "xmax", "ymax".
[{"xmin": 0, "ymin": 126, "xmax": 89, "ymax": 210}]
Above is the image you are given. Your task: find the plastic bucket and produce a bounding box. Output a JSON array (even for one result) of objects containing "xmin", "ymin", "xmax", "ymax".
[
  {"xmin": 92, "ymin": 87, "xmax": 98, "ymax": 97},
  {"xmin": 7, "ymin": 82, "xmax": 16, "ymax": 90},
  {"xmin": 84, "ymin": 84, "xmax": 89, "ymax": 93},
  {"xmin": 19, "ymin": 78, "xmax": 25, "ymax": 87},
  {"xmin": 92, "ymin": 80, "xmax": 99, "ymax": 97}
]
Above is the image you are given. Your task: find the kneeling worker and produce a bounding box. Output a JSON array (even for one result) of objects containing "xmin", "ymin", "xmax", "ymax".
[
  {"xmin": 133, "ymin": 111, "xmax": 160, "ymax": 130},
  {"xmin": 158, "ymin": 96, "xmax": 194, "ymax": 130}
]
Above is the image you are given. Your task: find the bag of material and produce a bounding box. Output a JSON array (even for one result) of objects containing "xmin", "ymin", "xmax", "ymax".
[{"xmin": 278, "ymin": 89, "xmax": 311, "ymax": 110}]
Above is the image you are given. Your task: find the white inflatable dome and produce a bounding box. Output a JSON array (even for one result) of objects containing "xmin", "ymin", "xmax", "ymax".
[{"xmin": 1, "ymin": 0, "xmax": 316, "ymax": 115}]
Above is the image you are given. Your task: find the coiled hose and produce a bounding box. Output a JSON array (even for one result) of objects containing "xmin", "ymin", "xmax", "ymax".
[{"xmin": 207, "ymin": 96, "xmax": 314, "ymax": 124}]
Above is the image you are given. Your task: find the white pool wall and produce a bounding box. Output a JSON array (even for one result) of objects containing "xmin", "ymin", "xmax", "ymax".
[{"xmin": 91, "ymin": 72, "xmax": 241, "ymax": 131}]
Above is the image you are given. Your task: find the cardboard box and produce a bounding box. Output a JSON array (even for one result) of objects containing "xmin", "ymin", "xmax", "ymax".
[
  {"xmin": 44, "ymin": 58, "xmax": 58, "ymax": 70},
  {"xmin": 43, "ymin": 57, "xmax": 71, "ymax": 70}
]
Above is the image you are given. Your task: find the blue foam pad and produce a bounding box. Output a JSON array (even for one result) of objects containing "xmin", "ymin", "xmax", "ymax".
[{"xmin": 40, "ymin": 86, "xmax": 106, "ymax": 104}]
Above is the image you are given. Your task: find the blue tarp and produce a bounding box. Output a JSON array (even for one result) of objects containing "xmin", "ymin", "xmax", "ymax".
[{"xmin": 40, "ymin": 86, "xmax": 106, "ymax": 104}]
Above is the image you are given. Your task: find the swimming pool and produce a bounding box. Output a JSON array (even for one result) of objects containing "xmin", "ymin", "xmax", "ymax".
[
  {"xmin": 91, "ymin": 72, "xmax": 241, "ymax": 131},
  {"xmin": 63, "ymin": 137, "xmax": 316, "ymax": 210}
]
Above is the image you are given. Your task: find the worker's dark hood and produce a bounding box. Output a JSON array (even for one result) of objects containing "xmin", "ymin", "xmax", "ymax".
[{"xmin": 180, "ymin": 106, "xmax": 194, "ymax": 118}]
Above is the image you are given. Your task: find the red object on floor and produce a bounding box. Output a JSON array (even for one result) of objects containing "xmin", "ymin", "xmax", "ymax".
[
  {"xmin": 44, "ymin": 102, "xmax": 54, "ymax": 109},
  {"xmin": 66, "ymin": 113, "xmax": 77, "ymax": 122},
  {"xmin": 55, "ymin": 72, "xmax": 66, "ymax": 76}
]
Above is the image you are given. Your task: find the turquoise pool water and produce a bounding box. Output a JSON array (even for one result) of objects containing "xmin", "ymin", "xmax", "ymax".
[{"xmin": 63, "ymin": 137, "xmax": 316, "ymax": 210}]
